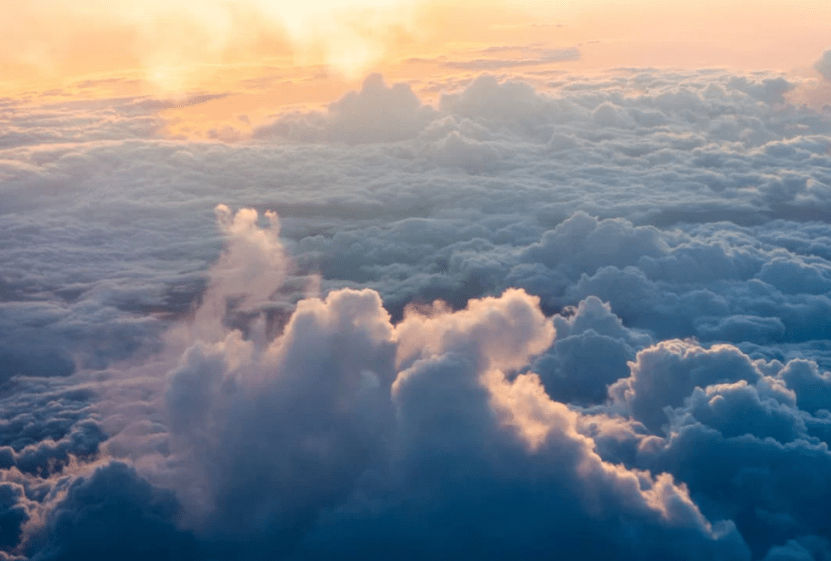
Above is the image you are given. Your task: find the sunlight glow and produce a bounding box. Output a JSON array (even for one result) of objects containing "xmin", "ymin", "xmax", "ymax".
[{"xmin": 3, "ymin": 0, "xmax": 829, "ymax": 136}]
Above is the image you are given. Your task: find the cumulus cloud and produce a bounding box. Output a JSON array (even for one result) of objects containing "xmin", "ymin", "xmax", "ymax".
[
  {"xmin": 815, "ymin": 49, "xmax": 831, "ymax": 81},
  {"xmin": 28, "ymin": 462, "xmax": 199, "ymax": 561},
  {"xmin": 152, "ymin": 213, "xmax": 747, "ymax": 558},
  {"xmin": 0, "ymin": 481, "xmax": 32, "ymax": 551},
  {"xmin": 254, "ymin": 74, "xmax": 435, "ymax": 143},
  {"xmin": 609, "ymin": 340, "xmax": 764, "ymax": 432},
  {"xmin": 0, "ymin": 208, "xmax": 750, "ymax": 559},
  {"xmin": 531, "ymin": 295, "xmax": 652, "ymax": 405},
  {"xmin": 4, "ymin": 64, "xmax": 831, "ymax": 560},
  {"xmin": 325, "ymin": 74, "xmax": 435, "ymax": 143}
]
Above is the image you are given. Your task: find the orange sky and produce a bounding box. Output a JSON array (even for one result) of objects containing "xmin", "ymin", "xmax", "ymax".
[{"xmin": 3, "ymin": 0, "xmax": 829, "ymax": 136}]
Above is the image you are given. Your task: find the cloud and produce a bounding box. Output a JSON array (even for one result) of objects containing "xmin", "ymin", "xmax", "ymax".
[
  {"xmin": 27, "ymin": 462, "xmax": 199, "ymax": 561},
  {"xmin": 778, "ymin": 359, "xmax": 831, "ymax": 415},
  {"xmin": 815, "ymin": 50, "xmax": 831, "ymax": 81},
  {"xmin": 609, "ymin": 339, "xmax": 764, "ymax": 432},
  {"xmin": 439, "ymin": 46, "xmax": 581, "ymax": 71},
  {"xmin": 4, "ymin": 65, "xmax": 831, "ymax": 559},
  {"xmin": 152, "ymin": 217, "xmax": 747, "ymax": 558},
  {"xmin": 439, "ymin": 75, "xmax": 560, "ymax": 135},
  {"xmin": 763, "ymin": 537, "xmax": 831, "ymax": 561},
  {"xmin": 0, "ymin": 481, "xmax": 32, "ymax": 551},
  {"xmin": 325, "ymin": 74, "xmax": 435, "ymax": 143},
  {"xmin": 254, "ymin": 74, "xmax": 435, "ymax": 144},
  {"xmin": 573, "ymin": 332, "xmax": 831, "ymax": 557},
  {"xmin": 7, "ymin": 208, "xmax": 752, "ymax": 560},
  {"xmin": 531, "ymin": 295, "xmax": 652, "ymax": 405}
]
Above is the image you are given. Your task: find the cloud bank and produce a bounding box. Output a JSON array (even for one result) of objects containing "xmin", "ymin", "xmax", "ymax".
[{"xmin": 2, "ymin": 61, "xmax": 831, "ymax": 560}]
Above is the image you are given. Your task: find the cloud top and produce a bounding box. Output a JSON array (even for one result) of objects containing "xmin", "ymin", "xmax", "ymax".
[{"xmin": 815, "ymin": 49, "xmax": 831, "ymax": 81}]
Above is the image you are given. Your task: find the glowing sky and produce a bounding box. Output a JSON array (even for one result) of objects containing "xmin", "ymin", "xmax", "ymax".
[
  {"xmin": 4, "ymin": 0, "xmax": 830, "ymax": 138},
  {"xmin": 5, "ymin": 0, "xmax": 830, "ymax": 91}
]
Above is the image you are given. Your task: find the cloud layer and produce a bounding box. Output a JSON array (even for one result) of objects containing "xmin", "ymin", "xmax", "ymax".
[{"xmin": 2, "ymin": 62, "xmax": 831, "ymax": 560}]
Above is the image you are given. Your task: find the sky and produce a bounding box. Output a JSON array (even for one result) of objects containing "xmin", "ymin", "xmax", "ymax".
[{"xmin": 2, "ymin": 1, "xmax": 831, "ymax": 560}]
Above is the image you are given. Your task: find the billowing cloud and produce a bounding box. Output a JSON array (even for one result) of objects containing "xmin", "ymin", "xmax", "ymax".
[
  {"xmin": 254, "ymin": 74, "xmax": 435, "ymax": 143},
  {"xmin": 3, "ymin": 63, "xmax": 831, "ymax": 560},
  {"xmin": 815, "ymin": 49, "xmax": 831, "ymax": 81},
  {"xmin": 28, "ymin": 462, "xmax": 199, "ymax": 561},
  {"xmin": 124, "ymin": 209, "xmax": 751, "ymax": 559}
]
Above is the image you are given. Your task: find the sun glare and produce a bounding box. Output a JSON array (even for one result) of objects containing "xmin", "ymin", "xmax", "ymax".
[
  {"xmin": 1, "ymin": 0, "xmax": 422, "ymax": 94},
  {"xmin": 3, "ymin": 0, "xmax": 829, "ymax": 136}
]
